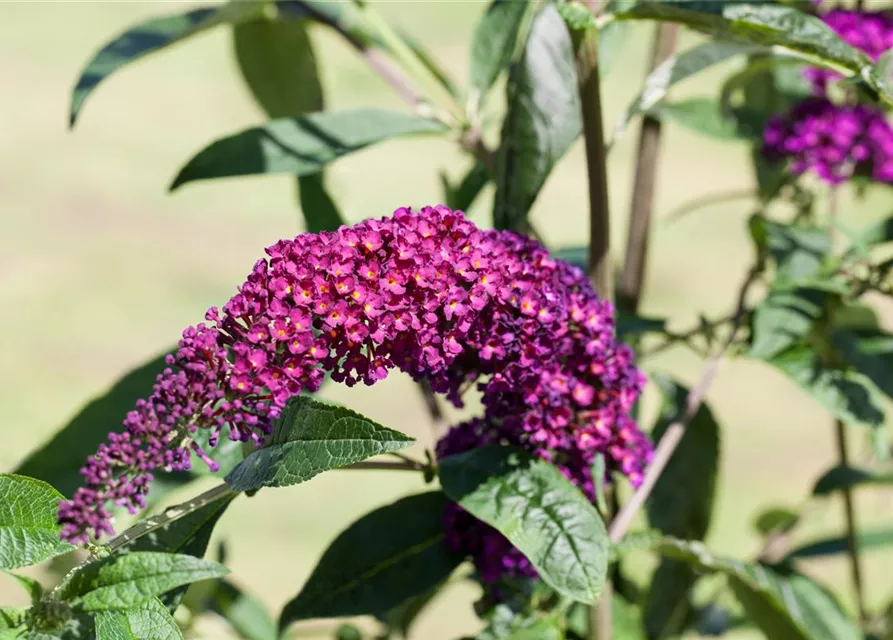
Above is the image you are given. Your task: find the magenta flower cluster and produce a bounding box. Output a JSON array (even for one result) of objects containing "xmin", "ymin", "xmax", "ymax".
[
  {"xmin": 58, "ymin": 206, "xmax": 649, "ymax": 585},
  {"xmin": 760, "ymin": 6, "xmax": 893, "ymax": 186}
]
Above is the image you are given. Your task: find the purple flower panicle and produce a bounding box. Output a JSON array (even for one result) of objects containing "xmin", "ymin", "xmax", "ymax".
[
  {"xmin": 762, "ymin": 97, "xmax": 893, "ymax": 185},
  {"xmin": 59, "ymin": 206, "xmax": 650, "ymax": 585}
]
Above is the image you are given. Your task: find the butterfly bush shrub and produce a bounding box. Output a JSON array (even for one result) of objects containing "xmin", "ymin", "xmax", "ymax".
[{"xmin": 3, "ymin": 1, "xmax": 893, "ymax": 639}]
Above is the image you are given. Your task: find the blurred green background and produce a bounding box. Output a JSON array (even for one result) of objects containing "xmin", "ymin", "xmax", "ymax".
[{"xmin": 1, "ymin": 2, "xmax": 891, "ymax": 638}]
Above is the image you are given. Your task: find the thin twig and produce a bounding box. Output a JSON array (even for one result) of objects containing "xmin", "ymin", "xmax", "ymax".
[
  {"xmin": 618, "ymin": 23, "xmax": 679, "ymax": 312},
  {"xmin": 609, "ymin": 265, "xmax": 760, "ymax": 543}
]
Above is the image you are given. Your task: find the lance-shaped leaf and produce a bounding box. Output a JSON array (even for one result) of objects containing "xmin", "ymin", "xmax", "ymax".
[
  {"xmin": 644, "ymin": 376, "xmax": 720, "ymax": 637},
  {"xmin": 0, "ymin": 474, "xmax": 74, "ymax": 569},
  {"xmin": 225, "ymin": 395, "xmax": 414, "ymax": 492},
  {"xmin": 656, "ymin": 537, "xmax": 861, "ymax": 640},
  {"xmin": 170, "ymin": 109, "xmax": 447, "ymax": 190},
  {"xmin": 95, "ymin": 598, "xmax": 183, "ymax": 640},
  {"xmin": 609, "ymin": 3, "xmax": 890, "ymax": 102},
  {"xmin": 813, "ymin": 465, "xmax": 893, "ymax": 496},
  {"xmin": 493, "ymin": 4, "xmax": 581, "ymax": 231},
  {"xmin": 438, "ymin": 445, "xmax": 609, "ymax": 603},
  {"xmin": 759, "ymin": 219, "xmax": 832, "ymax": 286},
  {"xmin": 767, "ymin": 345, "xmax": 885, "ymax": 430},
  {"xmin": 610, "ymin": 41, "xmax": 755, "ymax": 147},
  {"xmin": 753, "ymin": 507, "xmax": 799, "ymax": 536},
  {"xmin": 469, "ymin": 0, "xmax": 531, "ymax": 107},
  {"xmin": 73, "ymin": 552, "xmax": 229, "ymax": 612},
  {"xmin": 15, "ymin": 352, "xmax": 169, "ymax": 499},
  {"xmin": 279, "ymin": 491, "xmax": 461, "ymax": 629},
  {"xmin": 788, "ymin": 527, "xmax": 893, "ymax": 559},
  {"xmin": 70, "ymin": 5, "xmax": 239, "ymax": 126},
  {"xmin": 749, "ymin": 288, "xmax": 825, "ymax": 360},
  {"xmin": 233, "ymin": 13, "xmax": 345, "ymax": 233},
  {"xmin": 0, "ymin": 607, "xmax": 27, "ymax": 631}
]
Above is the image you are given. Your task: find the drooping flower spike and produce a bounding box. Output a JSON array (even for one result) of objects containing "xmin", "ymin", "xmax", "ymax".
[{"xmin": 59, "ymin": 206, "xmax": 650, "ymax": 582}]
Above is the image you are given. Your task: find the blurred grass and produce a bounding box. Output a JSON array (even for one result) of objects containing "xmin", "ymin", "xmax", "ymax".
[{"xmin": 0, "ymin": 2, "xmax": 891, "ymax": 639}]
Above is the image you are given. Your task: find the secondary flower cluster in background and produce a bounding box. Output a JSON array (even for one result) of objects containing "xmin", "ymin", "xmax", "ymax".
[
  {"xmin": 58, "ymin": 206, "xmax": 650, "ymax": 586},
  {"xmin": 762, "ymin": 5, "xmax": 893, "ymax": 185}
]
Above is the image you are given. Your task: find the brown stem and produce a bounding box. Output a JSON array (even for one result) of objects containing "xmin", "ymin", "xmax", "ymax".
[
  {"xmin": 608, "ymin": 264, "xmax": 759, "ymax": 542},
  {"xmin": 618, "ymin": 23, "xmax": 679, "ymax": 312}
]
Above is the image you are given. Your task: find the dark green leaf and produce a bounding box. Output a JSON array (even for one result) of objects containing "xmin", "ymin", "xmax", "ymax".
[
  {"xmin": 74, "ymin": 552, "xmax": 229, "ymax": 612},
  {"xmin": 225, "ymin": 395, "xmax": 414, "ymax": 492},
  {"xmin": 656, "ymin": 537, "xmax": 861, "ymax": 640},
  {"xmin": 170, "ymin": 109, "xmax": 447, "ymax": 190},
  {"xmin": 377, "ymin": 584, "xmax": 440, "ymax": 639},
  {"xmin": 277, "ymin": 0, "xmax": 377, "ymax": 47},
  {"xmin": 297, "ymin": 173, "xmax": 345, "ymax": 232},
  {"xmin": 438, "ymin": 445, "xmax": 609, "ymax": 603},
  {"xmin": 649, "ymin": 98, "xmax": 743, "ymax": 140},
  {"xmin": 647, "ymin": 376, "xmax": 719, "ymax": 540},
  {"xmin": 493, "ymin": 4, "xmax": 581, "ymax": 231},
  {"xmin": 70, "ymin": 6, "xmax": 236, "ymax": 125},
  {"xmin": 335, "ymin": 624, "xmax": 362, "ymax": 640},
  {"xmin": 94, "ymin": 599, "xmax": 183, "ymax": 640},
  {"xmin": 0, "ymin": 474, "xmax": 74, "ymax": 569},
  {"xmin": 813, "ymin": 465, "xmax": 893, "ymax": 496},
  {"xmin": 2, "ymin": 569, "xmax": 43, "ymax": 604},
  {"xmin": 611, "ymin": 4, "xmax": 889, "ymax": 102},
  {"xmin": 749, "ymin": 288, "xmax": 825, "ymax": 360},
  {"xmin": 768, "ymin": 345, "xmax": 885, "ymax": 429},
  {"xmin": 441, "ymin": 161, "xmax": 490, "ymax": 214},
  {"xmin": 788, "ymin": 527, "xmax": 893, "ymax": 559},
  {"xmin": 15, "ymin": 352, "xmax": 168, "ymax": 500},
  {"xmin": 550, "ymin": 246, "xmax": 587, "ymax": 270},
  {"xmin": 278, "ymin": 491, "xmax": 461, "ymax": 629},
  {"xmin": 645, "ymin": 376, "xmax": 719, "ymax": 638},
  {"xmin": 610, "ymin": 41, "xmax": 754, "ymax": 147},
  {"xmin": 753, "ymin": 507, "xmax": 799, "ymax": 535},
  {"xmin": 469, "ymin": 1, "xmax": 530, "ymax": 104},
  {"xmin": 854, "ymin": 213, "xmax": 893, "ymax": 248},
  {"xmin": 209, "ymin": 581, "xmax": 276, "ymax": 640},
  {"xmin": 831, "ymin": 328, "xmax": 893, "ymax": 398}
]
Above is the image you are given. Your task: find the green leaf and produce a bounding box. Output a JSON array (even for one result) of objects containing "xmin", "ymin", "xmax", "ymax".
[
  {"xmin": 2, "ymin": 569, "xmax": 43, "ymax": 604},
  {"xmin": 94, "ymin": 599, "xmax": 183, "ymax": 640},
  {"xmin": 649, "ymin": 97, "xmax": 743, "ymax": 140},
  {"xmin": 610, "ymin": 4, "xmax": 890, "ymax": 102},
  {"xmin": 233, "ymin": 14, "xmax": 323, "ymax": 120},
  {"xmin": 377, "ymin": 584, "xmax": 440, "ymax": 639},
  {"xmin": 831, "ymin": 328, "xmax": 893, "ymax": 398},
  {"xmin": 70, "ymin": 6, "xmax": 233, "ymax": 126},
  {"xmin": 598, "ymin": 19, "xmax": 632, "ymax": 77},
  {"xmin": 232, "ymin": 12, "xmax": 345, "ymax": 234},
  {"xmin": 0, "ymin": 607, "xmax": 27, "ymax": 631},
  {"xmin": 788, "ymin": 527, "xmax": 893, "ymax": 559},
  {"xmin": 645, "ymin": 376, "xmax": 719, "ymax": 638},
  {"xmin": 296, "ymin": 173, "xmax": 345, "ymax": 233},
  {"xmin": 438, "ymin": 445, "xmax": 609, "ymax": 603},
  {"xmin": 493, "ymin": 4, "xmax": 581, "ymax": 231},
  {"xmin": 616, "ymin": 312, "xmax": 667, "ymax": 342},
  {"xmin": 476, "ymin": 605, "xmax": 563, "ymax": 640},
  {"xmin": 441, "ymin": 161, "xmax": 490, "ymax": 214},
  {"xmin": 74, "ymin": 552, "xmax": 229, "ymax": 612},
  {"xmin": 610, "ymin": 41, "xmax": 754, "ymax": 148},
  {"xmin": 225, "ymin": 395, "xmax": 414, "ymax": 492},
  {"xmin": 0, "ymin": 474, "xmax": 74, "ymax": 569},
  {"xmin": 397, "ymin": 28, "xmax": 461, "ymax": 100},
  {"xmin": 647, "ymin": 376, "xmax": 719, "ymax": 540},
  {"xmin": 278, "ymin": 491, "xmax": 461, "ymax": 629},
  {"xmin": 557, "ymin": 1, "xmax": 597, "ymax": 32},
  {"xmin": 813, "ymin": 465, "xmax": 893, "ymax": 496},
  {"xmin": 469, "ymin": 0, "xmax": 530, "ymax": 105},
  {"xmin": 749, "ymin": 288, "xmax": 825, "ymax": 360},
  {"xmin": 610, "ymin": 530, "xmax": 662, "ymax": 563},
  {"xmin": 655, "ymin": 537, "xmax": 861, "ymax": 640},
  {"xmin": 767, "ymin": 345, "xmax": 885, "ymax": 429},
  {"xmin": 209, "ymin": 581, "xmax": 276, "ymax": 640},
  {"xmin": 753, "ymin": 507, "xmax": 799, "ymax": 535},
  {"xmin": 591, "ymin": 453, "xmax": 609, "ymax": 517},
  {"xmin": 170, "ymin": 109, "xmax": 447, "ymax": 190},
  {"xmin": 15, "ymin": 352, "xmax": 168, "ymax": 499},
  {"xmin": 758, "ymin": 218, "xmax": 832, "ymax": 285}
]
